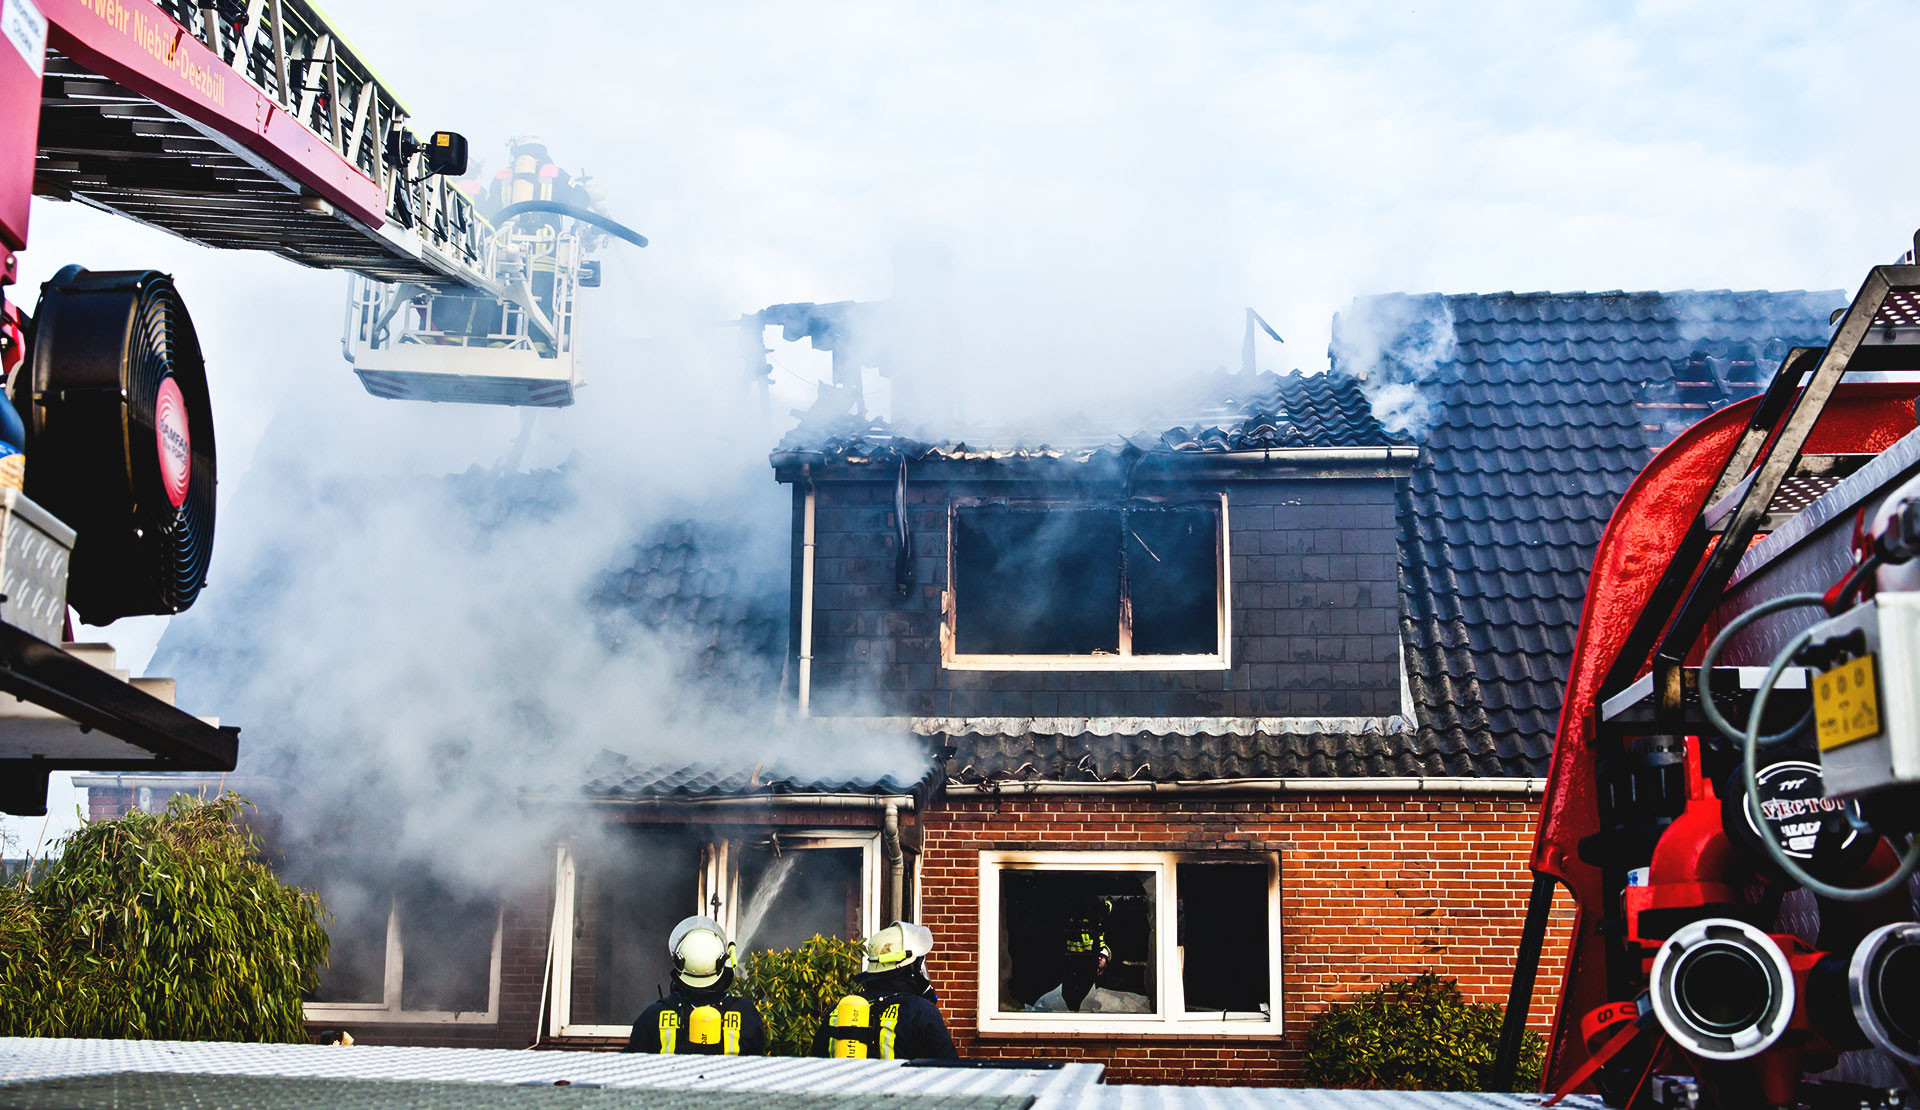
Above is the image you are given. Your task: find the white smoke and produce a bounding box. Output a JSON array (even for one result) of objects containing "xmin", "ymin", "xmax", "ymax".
[{"xmin": 1328, "ymin": 293, "xmax": 1457, "ymax": 438}]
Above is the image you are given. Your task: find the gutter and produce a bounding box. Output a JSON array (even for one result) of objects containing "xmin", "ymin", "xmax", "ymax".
[
  {"xmin": 941, "ymin": 776, "xmax": 1546, "ymax": 797},
  {"xmin": 882, "ymin": 800, "xmax": 905, "ymax": 922},
  {"xmin": 770, "ymin": 445, "xmax": 1420, "ymax": 470},
  {"xmin": 798, "ymin": 470, "xmax": 816, "ymax": 717},
  {"xmin": 579, "ymin": 793, "xmax": 919, "ymax": 811}
]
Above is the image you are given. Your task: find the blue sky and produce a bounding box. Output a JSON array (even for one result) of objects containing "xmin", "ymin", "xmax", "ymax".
[{"xmin": 9, "ymin": 0, "xmax": 1920, "ymax": 849}]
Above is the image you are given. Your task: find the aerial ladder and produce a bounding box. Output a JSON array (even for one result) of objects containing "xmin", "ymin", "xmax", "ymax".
[
  {"xmin": 1493, "ymin": 252, "xmax": 1920, "ymax": 1107},
  {"xmin": 0, "ymin": 0, "xmax": 639, "ymax": 815}
]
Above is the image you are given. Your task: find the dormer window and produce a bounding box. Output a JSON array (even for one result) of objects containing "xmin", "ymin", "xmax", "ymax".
[{"xmin": 943, "ymin": 495, "xmax": 1230, "ymax": 670}]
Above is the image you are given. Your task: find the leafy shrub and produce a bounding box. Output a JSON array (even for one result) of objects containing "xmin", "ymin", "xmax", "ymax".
[
  {"xmin": 1301, "ymin": 973, "xmax": 1544, "ymax": 1091},
  {"xmin": 736, "ymin": 934, "xmax": 864, "ymax": 1056},
  {"xmin": 0, "ymin": 793, "xmax": 328, "ymax": 1041}
]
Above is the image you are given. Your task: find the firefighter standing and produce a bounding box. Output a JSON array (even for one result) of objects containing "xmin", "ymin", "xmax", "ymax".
[
  {"xmin": 814, "ymin": 920, "xmax": 957, "ymax": 1061},
  {"xmin": 625, "ymin": 916, "xmax": 767, "ymax": 1056}
]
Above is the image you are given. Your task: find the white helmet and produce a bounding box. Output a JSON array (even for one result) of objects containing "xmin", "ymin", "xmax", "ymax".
[
  {"xmin": 669, "ymin": 915, "xmax": 733, "ymax": 989},
  {"xmin": 867, "ymin": 920, "xmax": 934, "ymax": 970}
]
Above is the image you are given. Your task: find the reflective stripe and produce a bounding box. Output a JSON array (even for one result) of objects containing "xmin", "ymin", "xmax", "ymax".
[
  {"xmin": 723, "ymin": 1009, "xmax": 742, "ymax": 1056},
  {"xmin": 657, "ymin": 1009, "xmax": 679, "ymax": 1055},
  {"xmin": 878, "ymin": 1003, "xmax": 901, "ymax": 1060}
]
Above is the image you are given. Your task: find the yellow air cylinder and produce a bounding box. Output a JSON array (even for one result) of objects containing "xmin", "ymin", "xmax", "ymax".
[
  {"xmin": 511, "ymin": 154, "xmax": 537, "ymax": 205},
  {"xmin": 830, "ymin": 995, "xmax": 871, "ymax": 1058},
  {"xmin": 688, "ymin": 1005, "xmax": 722, "ymax": 1047}
]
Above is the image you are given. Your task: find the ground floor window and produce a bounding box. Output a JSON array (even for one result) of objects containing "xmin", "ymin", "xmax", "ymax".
[
  {"xmin": 294, "ymin": 862, "xmax": 504, "ymax": 1025},
  {"xmin": 978, "ymin": 850, "xmax": 1280, "ymax": 1036},
  {"xmin": 550, "ymin": 827, "xmax": 881, "ymax": 1038}
]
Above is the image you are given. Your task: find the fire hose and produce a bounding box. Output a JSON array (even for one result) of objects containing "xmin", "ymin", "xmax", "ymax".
[
  {"xmin": 1698, "ymin": 593, "xmax": 1920, "ymax": 902},
  {"xmin": 490, "ymin": 200, "xmax": 650, "ymax": 249}
]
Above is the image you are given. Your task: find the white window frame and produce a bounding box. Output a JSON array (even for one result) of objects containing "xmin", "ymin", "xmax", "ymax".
[
  {"xmin": 302, "ymin": 894, "xmax": 504, "ymax": 1026},
  {"xmin": 976, "ymin": 849, "xmax": 1282, "ymax": 1038},
  {"xmin": 549, "ymin": 831, "xmax": 882, "ymax": 1039},
  {"xmin": 942, "ymin": 493, "xmax": 1232, "ymax": 672}
]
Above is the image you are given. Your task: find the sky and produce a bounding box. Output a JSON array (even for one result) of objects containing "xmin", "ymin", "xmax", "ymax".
[{"xmin": 8, "ymin": 0, "xmax": 1920, "ymax": 852}]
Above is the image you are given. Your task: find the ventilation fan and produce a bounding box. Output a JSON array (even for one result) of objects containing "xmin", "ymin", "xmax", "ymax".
[{"xmin": 21, "ymin": 267, "xmax": 216, "ymax": 625}]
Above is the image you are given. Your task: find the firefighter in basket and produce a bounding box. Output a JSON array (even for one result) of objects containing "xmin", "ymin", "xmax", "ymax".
[
  {"xmin": 625, "ymin": 916, "xmax": 767, "ymax": 1055},
  {"xmin": 814, "ymin": 920, "xmax": 957, "ymax": 1061}
]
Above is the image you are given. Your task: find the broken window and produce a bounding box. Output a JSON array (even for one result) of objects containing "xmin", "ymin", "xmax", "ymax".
[
  {"xmin": 550, "ymin": 829, "xmax": 880, "ymax": 1037},
  {"xmin": 980, "ymin": 851, "xmax": 1279, "ymax": 1034},
  {"xmin": 734, "ymin": 844, "xmax": 867, "ymax": 956},
  {"xmin": 997, "ymin": 869, "xmax": 1157, "ymax": 1015},
  {"xmin": 949, "ymin": 499, "xmax": 1224, "ymax": 664},
  {"xmin": 294, "ymin": 861, "xmax": 504, "ymax": 1024},
  {"xmin": 1177, "ymin": 862, "xmax": 1271, "ymax": 1014},
  {"xmin": 565, "ymin": 828, "xmax": 703, "ymax": 1030}
]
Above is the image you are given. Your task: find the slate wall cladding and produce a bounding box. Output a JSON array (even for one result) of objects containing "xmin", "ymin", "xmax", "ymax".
[{"xmin": 796, "ymin": 475, "xmax": 1405, "ymax": 720}]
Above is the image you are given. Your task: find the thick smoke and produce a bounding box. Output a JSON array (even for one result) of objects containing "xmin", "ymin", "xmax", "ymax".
[
  {"xmin": 147, "ymin": 278, "xmax": 921, "ymax": 894},
  {"xmin": 1327, "ymin": 293, "xmax": 1457, "ymax": 438}
]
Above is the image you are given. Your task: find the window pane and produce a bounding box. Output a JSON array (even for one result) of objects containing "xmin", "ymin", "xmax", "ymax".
[
  {"xmin": 735, "ymin": 846, "xmax": 864, "ymax": 955},
  {"xmin": 1128, "ymin": 506, "xmax": 1219, "ymax": 656},
  {"xmin": 571, "ymin": 829, "xmax": 702, "ymax": 1027},
  {"xmin": 398, "ymin": 876, "xmax": 497, "ymax": 1013},
  {"xmin": 998, "ymin": 869, "xmax": 1156, "ymax": 1014},
  {"xmin": 305, "ymin": 872, "xmax": 390, "ymax": 1005},
  {"xmin": 1178, "ymin": 862, "xmax": 1270, "ymax": 1014},
  {"xmin": 954, "ymin": 507, "xmax": 1120, "ymax": 655}
]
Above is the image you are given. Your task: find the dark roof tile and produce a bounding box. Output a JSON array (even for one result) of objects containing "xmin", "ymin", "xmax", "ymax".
[{"xmin": 1340, "ymin": 287, "xmax": 1847, "ymax": 778}]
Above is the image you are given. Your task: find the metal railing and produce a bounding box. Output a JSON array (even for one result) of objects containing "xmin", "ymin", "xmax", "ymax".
[{"xmin": 151, "ymin": 0, "xmax": 488, "ymax": 285}]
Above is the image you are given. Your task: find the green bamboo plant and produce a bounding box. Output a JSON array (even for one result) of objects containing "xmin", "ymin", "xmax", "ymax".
[
  {"xmin": 0, "ymin": 792, "xmax": 327, "ymax": 1041},
  {"xmin": 735, "ymin": 934, "xmax": 865, "ymax": 1056}
]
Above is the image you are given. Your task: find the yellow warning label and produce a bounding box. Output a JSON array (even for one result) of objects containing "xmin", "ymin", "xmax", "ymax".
[{"xmin": 1814, "ymin": 653, "xmax": 1881, "ymax": 752}]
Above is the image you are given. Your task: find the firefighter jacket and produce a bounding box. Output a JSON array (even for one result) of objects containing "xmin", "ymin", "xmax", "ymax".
[
  {"xmin": 624, "ymin": 983, "xmax": 767, "ymax": 1056},
  {"xmin": 811, "ymin": 965, "xmax": 957, "ymax": 1061}
]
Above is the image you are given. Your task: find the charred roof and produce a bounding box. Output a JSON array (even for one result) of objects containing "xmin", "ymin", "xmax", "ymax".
[{"xmin": 770, "ymin": 369, "xmax": 1409, "ymax": 476}]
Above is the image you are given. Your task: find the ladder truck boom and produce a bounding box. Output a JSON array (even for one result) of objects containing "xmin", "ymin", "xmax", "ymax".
[{"xmin": 0, "ymin": 0, "xmax": 639, "ymax": 815}]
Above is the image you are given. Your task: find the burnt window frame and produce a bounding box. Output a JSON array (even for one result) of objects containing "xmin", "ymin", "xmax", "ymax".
[
  {"xmin": 548, "ymin": 831, "xmax": 884, "ymax": 1039},
  {"xmin": 300, "ymin": 887, "xmax": 505, "ymax": 1026},
  {"xmin": 975, "ymin": 849, "xmax": 1283, "ymax": 1038},
  {"xmin": 942, "ymin": 493, "xmax": 1232, "ymax": 671}
]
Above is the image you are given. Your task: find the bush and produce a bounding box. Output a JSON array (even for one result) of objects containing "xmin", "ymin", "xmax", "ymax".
[
  {"xmin": 0, "ymin": 793, "xmax": 328, "ymax": 1041},
  {"xmin": 1301, "ymin": 973, "xmax": 1544, "ymax": 1091},
  {"xmin": 736, "ymin": 934, "xmax": 864, "ymax": 1056}
]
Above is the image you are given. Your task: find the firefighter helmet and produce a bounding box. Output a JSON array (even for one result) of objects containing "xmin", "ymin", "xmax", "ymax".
[
  {"xmin": 867, "ymin": 920, "xmax": 934, "ymax": 969},
  {"xmin": 669, "ymin": 915, "xmax": 734, "ymax": 989}
]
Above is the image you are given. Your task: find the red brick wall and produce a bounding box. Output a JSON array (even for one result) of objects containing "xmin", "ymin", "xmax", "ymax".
[{"xmin": 918, "ymin": 792, "xmax": 1574, "ymax": 1086}]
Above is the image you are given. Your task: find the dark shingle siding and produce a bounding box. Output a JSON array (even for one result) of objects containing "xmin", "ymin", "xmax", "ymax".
[
  {"xmin": 1343, "ymin": 288, "xmax": 1847, "ymax": 777},
  {"xmin": 804, "ymin": 477, "xmax": 1403, "ymax": 722}
]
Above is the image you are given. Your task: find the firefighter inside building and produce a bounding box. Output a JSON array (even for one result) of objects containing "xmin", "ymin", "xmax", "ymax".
[
  {"xmin": 624, "ymin": 916, "xmax": 768, "ymax": 1056},
  {"xmin": 1029, "ymin": 897, "xmax": 1151, "ymax": 1014},
  {"xmin": 814, "ymin": 921, "xmax": 958, "ymax": 1060}
]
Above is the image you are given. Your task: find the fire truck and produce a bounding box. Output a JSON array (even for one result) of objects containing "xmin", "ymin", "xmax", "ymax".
[
  {"xmin": 1490, "ymin": 260, "xmax": 1920, "ymax": 1106},
  {"xmin": 0, "ymin": 0, "xmax": 639, "ymax": 815}
]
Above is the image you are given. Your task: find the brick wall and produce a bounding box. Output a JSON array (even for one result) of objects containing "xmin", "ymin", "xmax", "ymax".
[
  {"xmin": 800, "ymin": 475, "xmax": 1403, "ymax": 718},
  {"xmin": 918, "ymin": 793, "xmax": 1574, "ymax": 1085}
]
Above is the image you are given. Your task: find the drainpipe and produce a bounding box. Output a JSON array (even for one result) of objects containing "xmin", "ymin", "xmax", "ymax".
[
  {"xmin": 882, "ymin": 800, "xmax": 904, "ymax": 922},
  {"xmin": 798, "ymin": 468, "xmax": 816, "ymax": 717}
]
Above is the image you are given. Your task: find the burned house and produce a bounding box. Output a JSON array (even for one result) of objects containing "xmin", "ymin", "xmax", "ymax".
[{"xmin": 79, "ymin": 287, "xmax": 1842, "ymax": 1081}]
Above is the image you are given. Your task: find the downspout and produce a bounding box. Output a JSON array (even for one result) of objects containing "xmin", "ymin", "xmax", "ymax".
[
  {"xmin": 882, "ymin": 800, "xmax": 904, "ymax": 922},
  {"xmin": 798, "ymin": 467, "xmax": 816, "ymax": 717}
]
